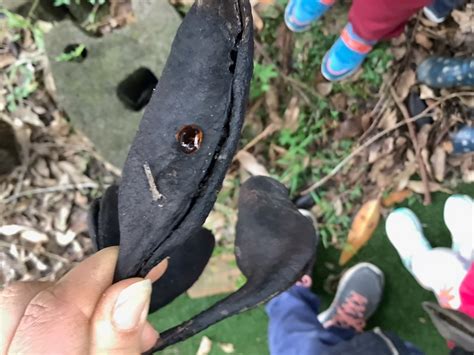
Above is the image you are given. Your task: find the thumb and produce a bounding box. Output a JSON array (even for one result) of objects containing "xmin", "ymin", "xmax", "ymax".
[{"xmin": 91, "ymin": 278, "xmax": 156, "ymax": 354}]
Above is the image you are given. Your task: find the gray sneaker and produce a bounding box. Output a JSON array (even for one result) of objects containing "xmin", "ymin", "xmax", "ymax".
[{"xmin": 318, "ymin": 262, "xmax": 384, "ymax": 332}]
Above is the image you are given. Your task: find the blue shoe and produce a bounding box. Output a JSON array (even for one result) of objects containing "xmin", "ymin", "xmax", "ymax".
[
  {"xmin": 321, "ymin": 23, "xmax": 375, "ymax": 81},
  {"xmin": 284, "ymin": 0, "xmax": 334, "ymax": 33}
]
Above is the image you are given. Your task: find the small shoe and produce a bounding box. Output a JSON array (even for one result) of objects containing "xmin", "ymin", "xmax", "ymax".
[
  {"xmin": 385, "ymin": 208, "xmax": 432, "ymax": 273},
  {"xmin": 416, "ymin": 57, "xmax": 474, "ymax": 89},
  {"xmin": 284, "ymin": 0, "xmax": 335, "ymax": 33},
  {"xmin": 321, "ymin": 23, "xmax": 375, "ymax": 81},
  {"xmin": 444, "ymin": 194, "xmax": 474, "ymax": 263},
  {"xmin": 423, "ymin": 6, "xmax": 447, "ymax": 23},
  {"xmin": 318, "ymin": 262, "xmax": 384, "ymax": 332}
]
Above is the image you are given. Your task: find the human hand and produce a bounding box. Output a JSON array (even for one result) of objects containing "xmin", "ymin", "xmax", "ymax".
[{"xmin": 0, "ymin": 246, "xmax": 167, "ymax": 354}]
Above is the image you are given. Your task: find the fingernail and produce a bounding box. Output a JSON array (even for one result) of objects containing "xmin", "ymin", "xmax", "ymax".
[{"xmin": 113, "ymin": 279, "xmax": 152, "ymax": 331}]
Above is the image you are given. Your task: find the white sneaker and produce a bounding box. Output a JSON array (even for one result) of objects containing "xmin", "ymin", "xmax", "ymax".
[
  {"xmin": 444, "ymin": 195, "xmax": 474, "ymax": 263},
  {"xmin": 411, "ymin": 248, "xmax": 467, "ymax": 309},
  {"xmin": 385, "ymin": 208, "xmax": 432, "ymax": 272}
]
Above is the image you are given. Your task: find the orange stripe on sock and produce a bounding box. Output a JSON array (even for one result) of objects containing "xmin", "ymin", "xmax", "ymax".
[
  {"xmin": 320, "ymin": 0, "xmax": 335, "ymax": 5},
  {"xmin": 341, "ymin": 28, "xmax": 372, "ymax": 54}
]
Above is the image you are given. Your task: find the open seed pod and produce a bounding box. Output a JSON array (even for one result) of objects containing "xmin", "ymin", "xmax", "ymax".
[
  {"xmin": 88, "ymin": 187, "xmax": 216, "ymax": 312},
  {"xmin": 149, "ymin": 176, "xmax": 317, "ymax": 352},
  {"xmin": 89, "ymin": 0, "xmax": 318, "ymax": 350},
  {"xmin": 115, "ymin": 0, "xmax": 254, "ymax": 282}
]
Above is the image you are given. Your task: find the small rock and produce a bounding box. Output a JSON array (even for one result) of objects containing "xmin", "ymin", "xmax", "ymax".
[{"xmin": 45, "ymin": 0, "xmax": 181, "ymax": 168}]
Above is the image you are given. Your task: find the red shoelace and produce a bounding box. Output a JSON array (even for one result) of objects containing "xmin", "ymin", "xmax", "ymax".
[{"xmin": 323, "ymin": 291, "xmax": 368, "ymax": 332}]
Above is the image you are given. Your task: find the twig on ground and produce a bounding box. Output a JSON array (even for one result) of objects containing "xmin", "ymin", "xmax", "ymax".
[
  {"xmin": 300, "ymin": 92, "xmax": 474, "ymax": 195},
  {"xmin": 254, "ymin": 40, "xmax": 326, "ymax": 105},
  {"xmin": 234, "ymin": 123, "xmax": 280, "ymax": 160},
  {"xmin": 27, "ymin": 0, "xmax": 40, "ymax": 19},
  {"xmin": 359, "ymin": 74, "xmax": 397, "ymax": 142},
  {"xmin": 0, "ymin": 182, "xmax": 99, "ymax": 204},
  {"xmin": 390, "ymin": 87, "xmax": 431, "ymax": 205}
]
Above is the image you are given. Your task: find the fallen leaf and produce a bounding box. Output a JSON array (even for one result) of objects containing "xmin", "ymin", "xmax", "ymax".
[
  {"xmin": 0, "ymin": 53, "xmax": 16, "ymax": 69},
  {"xmin": 265, "ymin": 86, "xmax": 281, "ymax": 125},
  {"xmin": 390, "ymin": 46, "xmax": 406, "ymax": 61},
  {"xmin": 332, "ymin": 197, "xmax": 343, "ymax": 216},
  {"xmin": 0, "ymin": 225, "xmax": 29, "ymax": 236},
  {"xmin": 196, "ymin": 336, "xmax": 212, "ymax": 355},
  {"xmin": 54, "ymin": 204, "xmax": 71, "ymax": 232},
  {"xmin": 334, "ymin": 117, "xmax": 363, "ymax": 140},
  {"xmin": 391, "ymin": 33, "xmax": 406, "ymax": 46},
  {"xmin": 415, "ymin": 32, "xmax": 433, "ymax": 49},
  {"xmin": 283, "ymin": 96, "xmax": 300, "ymax": 132},
  {"xmin": 419, "ymin": 85, "xmax": 436, "ymax": 100},
  {"xmin": 236, "ymin": 151, "xmax": 269, "ymax": 176},
  {"xmin": 382, "ymin": 189, "xmax": 413, "ymax": 207},
  {"xmin": 377, "ymin": 109, "xmax": 397, "ymax": 130},
  {"xmin": 330, "ymin": 93, "xmax": 348, "ymax": 111},
  {"xmin": 451, "ymin": 9, "xmax": 471, "ymax": 33},
  {"xmin": 360, "ymin": 112, "xmax": 372, "ymax": 131},
  {"xmin": 188, "ymin": 254, "xmax": 241, "ymax": 298},
  {"xmin": 204, "ymin": 210, "xmax": 227, "ymax": 242},
  {"xmin": 69, "ymin": 208, "xmax": 89, "ymax": 234},
  {"xmin": 430, "ymin": 146, "xmax": 446, "ymax": 182},
  {"xmin": 417, "ymin": 124, "xmax": 432, "ymax": 149},
  {"xmin": 407, "ymin": 180, "xmax": 451, "ymax": 194},
  {"xmin": 275, "ymin": 23, "xmax": 294, "ymax": 74},
  {"xmin": 21, "ymin": 230, "xmax": 49, "ymax": 244},
  {"xmin": 219, "ymin": 343, "xmax": 235, "ymax": 354},
  {"xmin": 396, "ymin": 69, "xmax": 416, "ymax": 101},
  {"xmin": 339, "ymin": 199, "xmax": 381, "ymax": 265},
  {"xmin": 316, "ymin": 82, "xmax": 333, "ymax": 97},
  {"xmin": 55, "ymin": 230, "xmax": 76, "ymax": 247}
]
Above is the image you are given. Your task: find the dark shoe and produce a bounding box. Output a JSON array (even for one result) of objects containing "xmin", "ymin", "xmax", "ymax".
[
  {"xmin": 417, "ymin": 57, "xmax": 474, "ymax": 89},
  {"xmin": 318, "ymin": 262, "xmax": 384, "ymax": 332}
]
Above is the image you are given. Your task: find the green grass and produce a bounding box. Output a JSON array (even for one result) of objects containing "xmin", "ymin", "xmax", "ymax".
[
  {"xmin": 314, "ymin": 183, "xmax": 474, "ymax": 355},
  {"xmin": 149, "ymin": 184, "xmax": 473, "ymax": 355},
  {"xmin": 149, "ymin": 295, "xmax": 268, "ymax": 355}
]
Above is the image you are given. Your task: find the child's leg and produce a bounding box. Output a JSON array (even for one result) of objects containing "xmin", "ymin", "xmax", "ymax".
[
  {"xmin": 459, "ymin": 263, "xmax": 474, "ymax": 318},
  {"xmin": 266, "ymin": 286, "xmax": 354, "ymax": 355},
  {"xmin": 321, "ymin": 0, "xmax": 433, "ymax": 81},
  {"xmin": 349, "ymin": 0, "xmax": 433, "ymax": 42}
]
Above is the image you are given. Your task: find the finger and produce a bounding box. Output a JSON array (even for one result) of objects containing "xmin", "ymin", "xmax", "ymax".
[
  {"xmin": 144, "ymin": 258, "xmax": 169, "ymax": 283},
  {"xmin": 8, "ymin": 285, "xmax": 91, "ymax": 354},
  {"xmin": 91, "ymin": 278, "xmax": 153, "ymax": 354},
  {"xmin": 141, "ymin": 322, "xmax": 160, "ymax": 353},
  {"xmin": 7, "ymin": 247, "xmax": 119, "ymax": 354},
  {"xmin": 52, "ymin": 246, "xmax": 119, "ymax": 318},
  {"xmin": 0, "ymin": 282, "xmax": 52, "ymax": 353}
]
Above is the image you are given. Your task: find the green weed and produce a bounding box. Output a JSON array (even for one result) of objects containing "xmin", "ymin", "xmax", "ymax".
[
  {"xmin": 250, "ymin": 62, "xmax": 279, "ymax": 100},
  {"xmin": 1, "ymin": 9, "xmax": 44, "ymax": 49},
  {"xmin": 55, "ymin": 44, "xmax": 87, "ymax": 62},
  {"xmin": 361, "ymin": 44, "xmax": 393, "ymax": 88},
  {"xmin": 5, "ymin": 63, "xmax": 38, "ymax": 112},
  {"xmin": 1, "ymin": 10, "xmax": 43, "ymax": 112}
]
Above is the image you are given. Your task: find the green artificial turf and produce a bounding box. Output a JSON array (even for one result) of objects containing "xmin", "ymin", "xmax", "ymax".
[
  {"xmin": 149, "ymin": 184, "xmax": 473, "ymax": 355},
  {"xmin": 148, "ymin": 295, "xmax": 268, "ymax": 354}
]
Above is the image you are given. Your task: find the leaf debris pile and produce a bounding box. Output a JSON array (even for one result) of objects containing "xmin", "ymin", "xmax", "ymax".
[{"xmin": 0, "ymin": 11, "xmax": 116, "ymax": 286}]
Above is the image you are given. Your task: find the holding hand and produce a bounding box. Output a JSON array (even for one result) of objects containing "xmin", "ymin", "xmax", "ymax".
[{"xmin": 0, "ymin": 247, "xmax": 167, "ymax": 354}]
